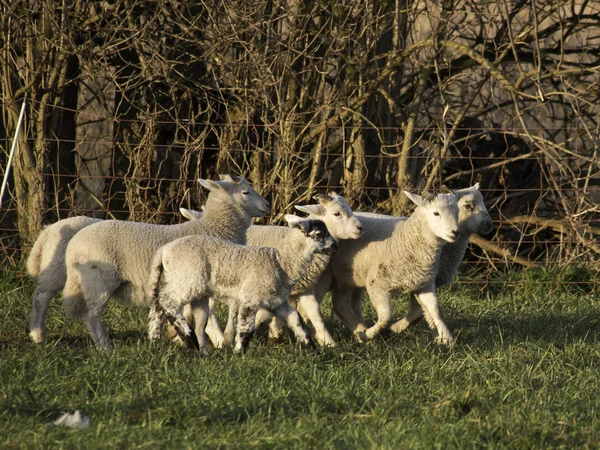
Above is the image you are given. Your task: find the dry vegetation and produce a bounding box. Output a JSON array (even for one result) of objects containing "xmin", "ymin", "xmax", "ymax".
[{"xmin": 1, "ymin": 0, "xmax": 599, "ymax": 272}]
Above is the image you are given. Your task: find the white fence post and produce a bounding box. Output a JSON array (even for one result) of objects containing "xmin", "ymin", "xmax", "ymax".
[{"xmin": 0, "ymin": 98, "xmax": 27, "ymax": 211}]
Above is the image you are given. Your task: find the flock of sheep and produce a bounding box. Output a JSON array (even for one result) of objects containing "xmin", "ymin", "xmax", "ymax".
[{"xmin": 25, "ymin": 175, "xmax": 493, "ymax": 352}]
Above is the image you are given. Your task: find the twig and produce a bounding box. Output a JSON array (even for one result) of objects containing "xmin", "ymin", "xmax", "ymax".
[{"xmin": 469, "ymin": 235, "xmax": 535, "ymax": 267}]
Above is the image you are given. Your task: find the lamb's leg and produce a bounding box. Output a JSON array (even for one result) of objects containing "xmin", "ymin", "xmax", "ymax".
[
  {"xmin": 331, "ymin": 287, "xmax": 368, "ymax": 342},
  {"xmin": 414, "ymin": 284, "xmax": 454, "ymax": 346},
  {"xmin": 188, "ymin": 299, "xmax": 209, "ymax": 354},
  {"xmin": 234, "ymin": 306, "xmax": 257, "ymax": 353},
  {"xmin": 147, "ymin": 303, "xmax": 166, "ymax": 342},
  {"xmin": 196, "ymin": 298, "xmax": 225, "ymax": 349},
  {"xmin": 227, "ymin": 303, "xmax": 239, "ymax": 349},
  {"xmin": 255, "ymin": 308, "xmax": 273, "ymax": 328},
  {"xmin": 223, "ymin": 299, "xmax": 239, "ymax": 349},
  {"xmin": 168, "ymin": 311, "xmax": 202, "ymax": 352},
  {"xmin": 389, "ymin": 294, "xmax": 424, "ymax": 334},
  {"xmin": 255, "ymin": 309, "xmax": 285, "ymax": 344},
  {"xmin": 84, "ymin": 310, "xmax": 113, "ymax": 350},
  {"xmin": 162, "ymin": 304, "xmax": 191, "ymax": 346},
  {"xmin": 28, "ymin": 283, "xmax": 58, "ymax": 344},
  {"xmin": 267, "ymin": 317, "xmax": 286, "ymax": 343},
  {"xmin": 350, "ymin": 288, "xmax": 367, "ymax": 328},
  {"xmin": 272, "ymin": 302, "xmax": 312, "ymax": 348},
  {"xmin": 68, "ymin": 267, "xmax": 120, "ymax": 349},
  {"xmin": 363, "ymin": 285, "xmax": 393, "ymax": 341},
  {"xmin": 75, "ymin": 283, "xmax": 113, "ymax": 350},
  {"xmin": 296, "ymin": 292, "xmax": 336, "ymax": 347}
]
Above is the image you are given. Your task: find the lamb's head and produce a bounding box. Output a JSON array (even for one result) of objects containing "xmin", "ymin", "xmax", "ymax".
[
  {"xmin": 294, "ymin": 192, "xmax": 363, "ymax": 240},
  {"xmin": 285, "ymin": 214, "xmax": 338, "ymax": 256},
  {"xmin": 404, "ymin": 191, "xmax": 459, "ymax": 243},
  {"xmin": 453, "ymin": 183, "xmax": 493, "ymax": 237},
  {"xmin": 198, "ymin": 175, "xmax": 270, "ymax": 218}
]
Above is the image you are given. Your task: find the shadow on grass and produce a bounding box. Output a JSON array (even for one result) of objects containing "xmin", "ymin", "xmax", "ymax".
[
  {"xmin": 451, "ymin": 311, "xmax": 600, "ymax": 348},
  {"xmin": 371, "ymin": 309, "xmax": 600, "ymax": 351}
]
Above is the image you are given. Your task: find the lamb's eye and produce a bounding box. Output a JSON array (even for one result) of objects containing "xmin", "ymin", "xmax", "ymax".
[
  {"xmin": 242, "ymin": 191, "xmax": 250, "ymax": 195},
  {"xmin": 433, "ymin": 211, "xmax": 440, "ymax": 217},
  {"xmin": 464, "ymin": 202, "xmax": 473, "ymax": 211},
  {"xmin": 333, "ymin": 212, "xmax": 341, "ymax": 217}
]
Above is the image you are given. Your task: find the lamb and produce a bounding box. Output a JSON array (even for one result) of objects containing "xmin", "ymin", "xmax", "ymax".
[
  {"xmin": 146, "ymin": 215, "xmax": 338, "ymax": 353},
  {"xmin": 205, "ymin": 192, "xmax": 363, "ymax": 348},
  {"xmin": 26, "ymin": 208, "xmax": 204, "ymax": 344},
  {"xmin": 326, "ymin": 191, "xmax": 460, "ymax": 345},
  {"xmin": 26, "ymin": 216, "xmax": 103, "ymax": 344},
  {"xmin": 350, "ymin": 183, "xmax": 493, "ymax": 336},
  {"xmin": 62, "ymin": 176, "xmax": 269, "ymax": 349}
]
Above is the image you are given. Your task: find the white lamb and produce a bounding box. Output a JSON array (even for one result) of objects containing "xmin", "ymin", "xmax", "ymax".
[
  {"xmin": 146, "ymin": 215, "xmax": 338, "ymax": 353},
  {"xmin": 326, "ymin": 191, "xmax": 460, "ymax": 345},
  {"xmin": 206, "ymin": 192, "xmax": 363, "ymax": 348},
  {"xmin": 26, "ymin": 208, "xmax": 204, "ymax": 344},
  {"xmin": 350, "ymin": 183, "xmax": 493, "ymax": 336},
  {"xmin": 26, "ymin": 216, "xmax": 102, "ymax": 344},
  {"xmin": 62, "ymin": 176, "xmax": 269, "ymax": 349}
]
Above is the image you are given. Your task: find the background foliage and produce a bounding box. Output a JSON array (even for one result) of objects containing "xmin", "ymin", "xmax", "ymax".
[{"xmin": 1, "ymin": 0, "xmax": 599, "ymax": 271}]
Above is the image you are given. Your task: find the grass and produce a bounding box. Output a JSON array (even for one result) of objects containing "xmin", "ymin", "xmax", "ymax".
[{"xmin": 1, "ymin": 268, "xmax": 600, "ymax": 449}]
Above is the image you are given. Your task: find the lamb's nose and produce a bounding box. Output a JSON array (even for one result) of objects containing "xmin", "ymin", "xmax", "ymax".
[
  {"xmin": 357, "ymin": 225, "xmax": 364, "ymax": 231},
  {"xmin": 451, "ymin": 229, "xmax": 459, "ymax": 238}
]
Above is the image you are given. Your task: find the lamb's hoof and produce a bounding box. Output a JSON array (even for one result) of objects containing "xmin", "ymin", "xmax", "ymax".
[
  {"xmin": 380, "ymin": 328, "xmax": 395, "ymax": 339},
  {"xmin": 163, "ymin": 324, "xmax": 179, "ymax": 342},
  {"xmin": 166, "ymin": 334, "xmax": 186, "ymax": 347},
  {"xmin": 233, "ymin": 345, "xmax": 247, "ymax": 355},
  {"xmin": 28, "ymin": 327, "xmax": 45, "ymax": 344},
  {"xmin": 304, "ymin": 337, "xmax": 317, "ymax": 350},
  {"xmin": 210, "ymin": 337, "xmax": 226, "ymax": 350},
  {"xmin": 389, "ymin": 319, "xmax": 410, "ymax": 335},
  {"xmin": 364, "ymin": 328, "xmax": 381, "ymax": 341},
  {"xmin": 197, "ymin": 347, "xmax": 210, "ymax": 357},
  {"xmin": 435, "ymin": 335, "xmax": 455, "ymax": 348},
  {"xmin": 267, "ymin": 335, "xmax": 285, "ymax": 346},
  {"xmin": 221, "ymin": 339, "xmax": 235, "ymax": 350},
  {"xmin": 353, "ymin": 331, "xmax": 368, "ymax": 344}
]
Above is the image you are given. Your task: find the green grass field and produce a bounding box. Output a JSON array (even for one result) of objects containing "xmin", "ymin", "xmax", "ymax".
[{"xmin": 1, "ymin": 268, "xmax": 599, "ymax": 449}]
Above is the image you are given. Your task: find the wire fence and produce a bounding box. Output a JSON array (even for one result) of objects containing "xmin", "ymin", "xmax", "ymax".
[
  {"xmin": 1, "ymin": 123, "xmax": 599, "ymax": 293},
  {"xmin": 2, "ymin": 0, "xmax": 600, "ymax": 291}
]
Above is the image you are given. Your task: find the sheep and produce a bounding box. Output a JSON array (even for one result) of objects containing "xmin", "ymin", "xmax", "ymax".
[
  {"xmin": 146, "ymin": 215, "xmax": 338, "ymax": 353},
  {"xmin": 26, "ymin": 216, "xmax": 103, "ymax": 343},
  {"xmin": 62, "ymin": 176, "xmax": 269, "ymax": 350},
  {"xmin": 326, "ymin": 191, "xmax": 460, "ymax": 345},
  {"xmin": 350, "ymin": 183, "xmax": 493, "ymax": 336},
  {"xmin": 204, "ymin": 192, "xmax": 363, "ymax": 348},
  {"xmin": 25, "ymin": 208, "xmax": 204, "ymax": 344}
]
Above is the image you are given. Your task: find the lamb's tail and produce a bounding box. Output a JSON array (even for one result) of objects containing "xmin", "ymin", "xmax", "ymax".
[
  {"xmin": 26, "ymin": 226, "xmax": 49, "ymax": 278},
  {"xmin": 147, "ymin": 247, "xmax": 166, "ymax": 303}
]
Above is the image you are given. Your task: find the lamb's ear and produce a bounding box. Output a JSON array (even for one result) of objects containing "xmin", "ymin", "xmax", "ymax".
[
  {"xmin": 421, "ymin": 191, "xmax": 435, "ymax": 202},
  {"xmin": 285, "ymin": 214, "xmax": 310, "ymax": 233},
  {"xmin": 440, "ymin": 185, "xmax": 455, "ymax": 195},
  {"xmin": 180, "ymin": 207, "xmax": 203, "ymax": 221},
  {"xmin": 217, "ymin": 174, "xmax": 242, "ymax": 183},
  {"xmin": 198, "ymin": 178, "xmax": 227, "ymax": 193},
  {"xmin": 404, "ymin": 191, "xmax": 425, "ymax": 207},
  {"xmin": 471, "ymin": 182, "xmax": 480, "ymax": 190},
  {"xmin": 295, "ymin": 204, "xmax": 325, "ymax": 217},
  {"xmin": 313, "ymin": 193, "xmax": 334, "ymax": 204}
]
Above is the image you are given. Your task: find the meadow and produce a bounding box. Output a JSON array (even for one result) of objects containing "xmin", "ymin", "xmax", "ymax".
[{"xmin": 1, "ymin": 267, "xmax": 599, "ymax": 449}]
